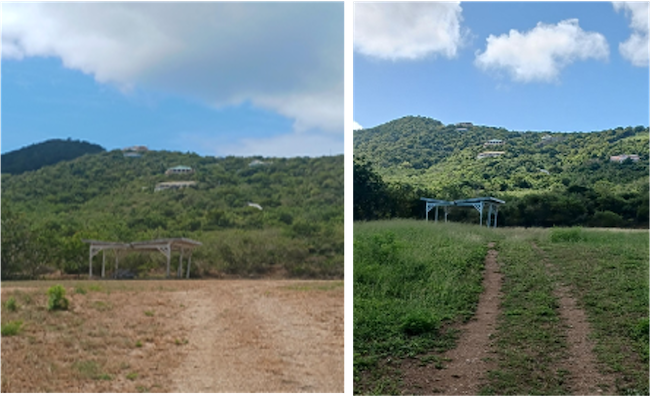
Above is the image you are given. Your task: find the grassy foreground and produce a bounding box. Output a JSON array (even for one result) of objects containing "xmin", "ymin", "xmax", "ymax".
[
  {"xmin": 537, "ymin": 228, "xmax": 649, "ymax": 395},
  {"xmin": 353, "ymin": 220, "xmax": 649, "ymax": 395},
  {"xmin": 354, "ymin": 220, "xmax": 493, "ymax": 394}
]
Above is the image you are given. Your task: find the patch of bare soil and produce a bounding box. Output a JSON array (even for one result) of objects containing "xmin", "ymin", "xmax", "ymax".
[
  {"xmin": 531, "ymin": 242, "xmax": 616, "ymax": 395},
  {"xmin": 1, "ymin": 279, "xmax": 343, "ymax": 393},
  {"xmin": 171, "ymin": 280, "xmax": 344, "ymax": 393},
  {"xmin": 401, "ymin": 242, "xmax": 502, "ymax": 395},
  {"xmin": 1, "ymin": 280, "xmax": 190, "ymax": 393}
]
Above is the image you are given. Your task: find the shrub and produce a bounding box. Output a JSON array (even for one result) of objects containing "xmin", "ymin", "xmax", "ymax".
[
  {"xmin": 366, "ymin": 231, "xmax": 402, "ymax": 264},
  {"xmin": 5, "ymin": 297, "xmax": 18, "ymax": 312},
  {"xmin": 401, "ymin": 311, "xmax": 439, "ymax": 336},
  {"xmin": 74, "ymin": 286, "xmax": 87, "ymax": 295},
  {"xmin": 591, "ymin": 210, "xmax": 625, "ymax": 228},
  {"xmin": 550, "ymin": 227, "xmax": 583, "ymax": 243},
  {"xmin": 632, "ymin": 318, "xmax": 650, "ymax": 362},
  {"xmin": 47, "ymin": 285, "xmax": 69, "ymax": 311},
  {"xmin": 1, "ymin": 320, "xmax": 23, "ymax": 336},
  {"xmin": 631, "ymin": 318, "xmax": 649, "ymax": 342}
]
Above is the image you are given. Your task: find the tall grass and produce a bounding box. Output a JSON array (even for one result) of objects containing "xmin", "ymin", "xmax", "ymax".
[
  {"xmin": 539, "ymin": 229, "xmax": 649, "ymax": 395},
  {"xmin": 354, "ymin": 220, "xmax": 493, "ymax": 393}
]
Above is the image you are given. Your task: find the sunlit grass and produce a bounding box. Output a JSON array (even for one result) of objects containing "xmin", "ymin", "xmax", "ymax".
[{"xmin": 354, "ymin": 220, "xmax": 495, "ymax": 394}]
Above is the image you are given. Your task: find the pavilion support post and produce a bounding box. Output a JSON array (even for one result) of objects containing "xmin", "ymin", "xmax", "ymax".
[
  {"xmin": 487, "ymin": 204, "xmax": 492, "ymax": 228},
  {"xmin": 101, "ymin": 251, "xmax": 106, "ymax": 278},
  {"xmin": 114, "ymin": 250, "xmax": 119, "ymax": 277},
  {"xmin": 89, "ymin": 248, "xmax": 93, "ymax": 279},
  {"xmin": 479, "ymin": 205, "xmax": 483, "ymax": 226},
  {"xmin": 178, "ymin": 248, "xmax": 184, "ymax": 278},
  {"xmin": 495, "ymin": 207, "xmax": 499, "ymax": 228},
  {"xmin": 435, "ymin": 206, "xmax": 439, "ymax": 222},
  {"xmin": 425, "ymin": 204, "xmax": 429, "ymax": 222},
  {"xmin": 186, "ymin": 251, "xmax": 192, "ymax": 279},
  {"xmin": 445, "ymin": 207, "xmax": 448, "ymax": 223},
  {"xmin": 166, "ymin": 243, "xmax": 171, "ymax": 278}
]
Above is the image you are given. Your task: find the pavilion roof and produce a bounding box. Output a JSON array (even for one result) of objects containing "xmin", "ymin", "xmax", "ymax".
[{"xmin": 82, "ymin": 238, "xmax": 202, "ymax": 251}]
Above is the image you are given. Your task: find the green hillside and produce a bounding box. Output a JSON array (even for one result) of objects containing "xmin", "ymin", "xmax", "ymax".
[
  {"xmin": 2, "ymin": 149, "xmax": 343, "ymax": 280},
  {"xmin": 354, "ymin": 116, "xmax": 648, "ymax": 227},
  {"xmin": 1, "ymin": 138, "xmax": 105, "ymax": 175}
]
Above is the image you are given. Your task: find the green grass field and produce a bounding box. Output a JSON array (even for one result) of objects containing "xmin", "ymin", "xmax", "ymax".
[{"xmin": 353, "ymin": 220, "xmax": 649, "ymax": 395}]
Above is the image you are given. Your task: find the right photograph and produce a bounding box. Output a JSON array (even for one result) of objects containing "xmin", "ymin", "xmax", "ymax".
[{"xmin": 353, "ymin": 2, "xmax": 649, "ymax": 396}]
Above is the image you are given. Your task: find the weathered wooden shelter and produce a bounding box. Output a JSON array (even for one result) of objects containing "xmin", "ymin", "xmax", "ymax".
[
  {"xmin": 82, "ymin": 238, "xmax": 202, "ymax": 279},
  {"xmin": 421, "ymin": 196, "xmax": 505, "ymax": 228}
]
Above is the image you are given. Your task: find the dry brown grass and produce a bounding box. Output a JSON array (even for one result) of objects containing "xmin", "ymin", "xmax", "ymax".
[{"xmin": 1, "ymin": 279, "xmax": 343, "ymax": 393}]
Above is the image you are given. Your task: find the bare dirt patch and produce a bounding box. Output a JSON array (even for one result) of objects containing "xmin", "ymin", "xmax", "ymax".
[
  {"xmin": 171, "ymin": 280, "xmax": 344, "ymax": 392},
  {"xmin": 1, "ymin": 279, "xmax": 343, "ymax": 393},
  {"xmin": 531, "ymin": 242, "xmax": 616, "ymax": 395},
  {"xmin": 400, "ymin": 242, "xmax": 502, "ymax": 395}
]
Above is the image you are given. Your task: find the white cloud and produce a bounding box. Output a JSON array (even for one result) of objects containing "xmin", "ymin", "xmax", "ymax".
[
  {"xmin": 1, "ymin": 3, "xmax": 343, "ymax": 134},
  {"xmin": 475, "ymin": 19, "xmax": 609, "ymax": 83},
  {"xmin": 354, "ymin": 2, "xmax": 464, "ymax": 61},
  {"xmin": 353, "ymin": 121, "xmax": 363, "ymax": 130},
  {"xmin": 613, "ymin": 2, "xmax": 649, "ymax": 67}
]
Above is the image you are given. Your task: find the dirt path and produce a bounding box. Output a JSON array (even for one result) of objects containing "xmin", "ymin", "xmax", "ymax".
[
  {"xmin": 171, "ymin": 280, "xmax": 343, "ymax": 393},
  {"xmin": 531, "ymin": 242, "xmax": 615, "ymax": 395},
  {"xmin": 401, "ymin": 242, "xmax": 502, "ymax": 395}
]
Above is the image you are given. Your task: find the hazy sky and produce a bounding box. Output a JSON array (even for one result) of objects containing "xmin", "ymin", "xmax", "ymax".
[
  {"xmin": 1, "ymin": 2, "xmax": 343, "ymax": 156},
  {"xmin": 354, "ymin": 2, "xmax": 649, "ymax": 132}
]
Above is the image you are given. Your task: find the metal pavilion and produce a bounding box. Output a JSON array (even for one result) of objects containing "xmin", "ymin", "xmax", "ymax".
[
  {"xmin": 82, "ymin": 238, "xmax": 202, "ymax": 279},
  {"xmin": 420, "ymin": 197, "xmax": 505, "ymax": 228}
]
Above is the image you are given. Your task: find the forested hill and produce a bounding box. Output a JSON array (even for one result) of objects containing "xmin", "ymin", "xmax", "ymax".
[
  {"xmin": 1, "ymin": 138, "xmax": 105, "ymax": 175},
  {"xmin": 354, "ymin": 116, "xmax": 649, "ymax": 227},
  {"xmin": 355, "ymin": 116, "xmax": 648, "ymax": 193},
  {"xmin": 2, "ymin": 150, "xmax": 343, "ymax": 279}
]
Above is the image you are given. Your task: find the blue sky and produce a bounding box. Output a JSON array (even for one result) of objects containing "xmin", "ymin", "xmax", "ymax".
[
  {"xmin": 1, "ymin": 3, "xmax": 343, "ymax": 157},
  {"xmin": 354, "ymin": 2, "xmax": 649, "ymax": 133}
]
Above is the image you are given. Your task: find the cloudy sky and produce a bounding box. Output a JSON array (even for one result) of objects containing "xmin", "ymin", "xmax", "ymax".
[
  {"xmin": 354, "ymin": 2, "xmax": 649, "ymax": 132},
  {"xmin": 1, "ymin": 2, "xmax": 343, "ymax": 157}
]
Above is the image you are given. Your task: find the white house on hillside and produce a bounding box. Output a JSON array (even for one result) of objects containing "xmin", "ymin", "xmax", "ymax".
[
  {"xmin": 165, "ymin": 165, "xmax": 194, "ymax": 175},
  {"xmin": 477, "ymin": 151, "xmax": 505, "ymax": 159}
]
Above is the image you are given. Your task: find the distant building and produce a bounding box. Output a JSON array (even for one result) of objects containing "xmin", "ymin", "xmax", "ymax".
[
  {"xmin": 123, "ymin": 152, "xmax": 142, "ymax": 158},
  {"xmin": 249, "ymin": 159, "xmax": 269, "ymax": 167},
  {"xmin": 477, "ymin": 151, "xmax": 505, "ymax": 159},
  {"xmin": 122, "ymin": 145, "xmax": 148, "ymax": 152},
  {"xmin": 539, "ymin": 169, "xmax": 550, "ymax": 174},
  {"xmin": 154, "ymin": 181, "xmax": 197, "ymax": 192},
  {"xmin": 456, "ymin": 122, "xmax": 473, "ymax": 128},
  {"xmin": 165, "ymin": 165, "xmax": 194, "ymax": 175},
  {"xmin": 484, "ymin": 139, "xmax": 504, "ymax": 147},
  {"xmin": 541, "ymin": 135, "xmax": 554, "ymax": 141},
  {"xmin": 610, "ymin": 154, "xmax": 640, "ymax": 163}
]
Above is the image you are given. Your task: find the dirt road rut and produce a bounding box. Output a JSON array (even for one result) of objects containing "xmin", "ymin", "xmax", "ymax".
[{"xmin": 171, "ymin": 280, "xmax": 343, "ymax": 393}]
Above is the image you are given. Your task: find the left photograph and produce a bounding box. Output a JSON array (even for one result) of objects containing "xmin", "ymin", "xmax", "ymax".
[{"xmin": 1, "ymin": 2, "xmax": 343, "ymax": 393}]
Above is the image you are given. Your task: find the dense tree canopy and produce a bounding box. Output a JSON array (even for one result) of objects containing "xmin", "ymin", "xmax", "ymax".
[
  {"xmin": 1, "ymin": 138, "xmax": 105, "ymax": 175},
  {"xmin": 354, "ymin": 116, "xmax": 648, "ymax": 228},
  {"xmin": 1, "ymin": 149, "xmax": 343, "ymax": 279}
]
